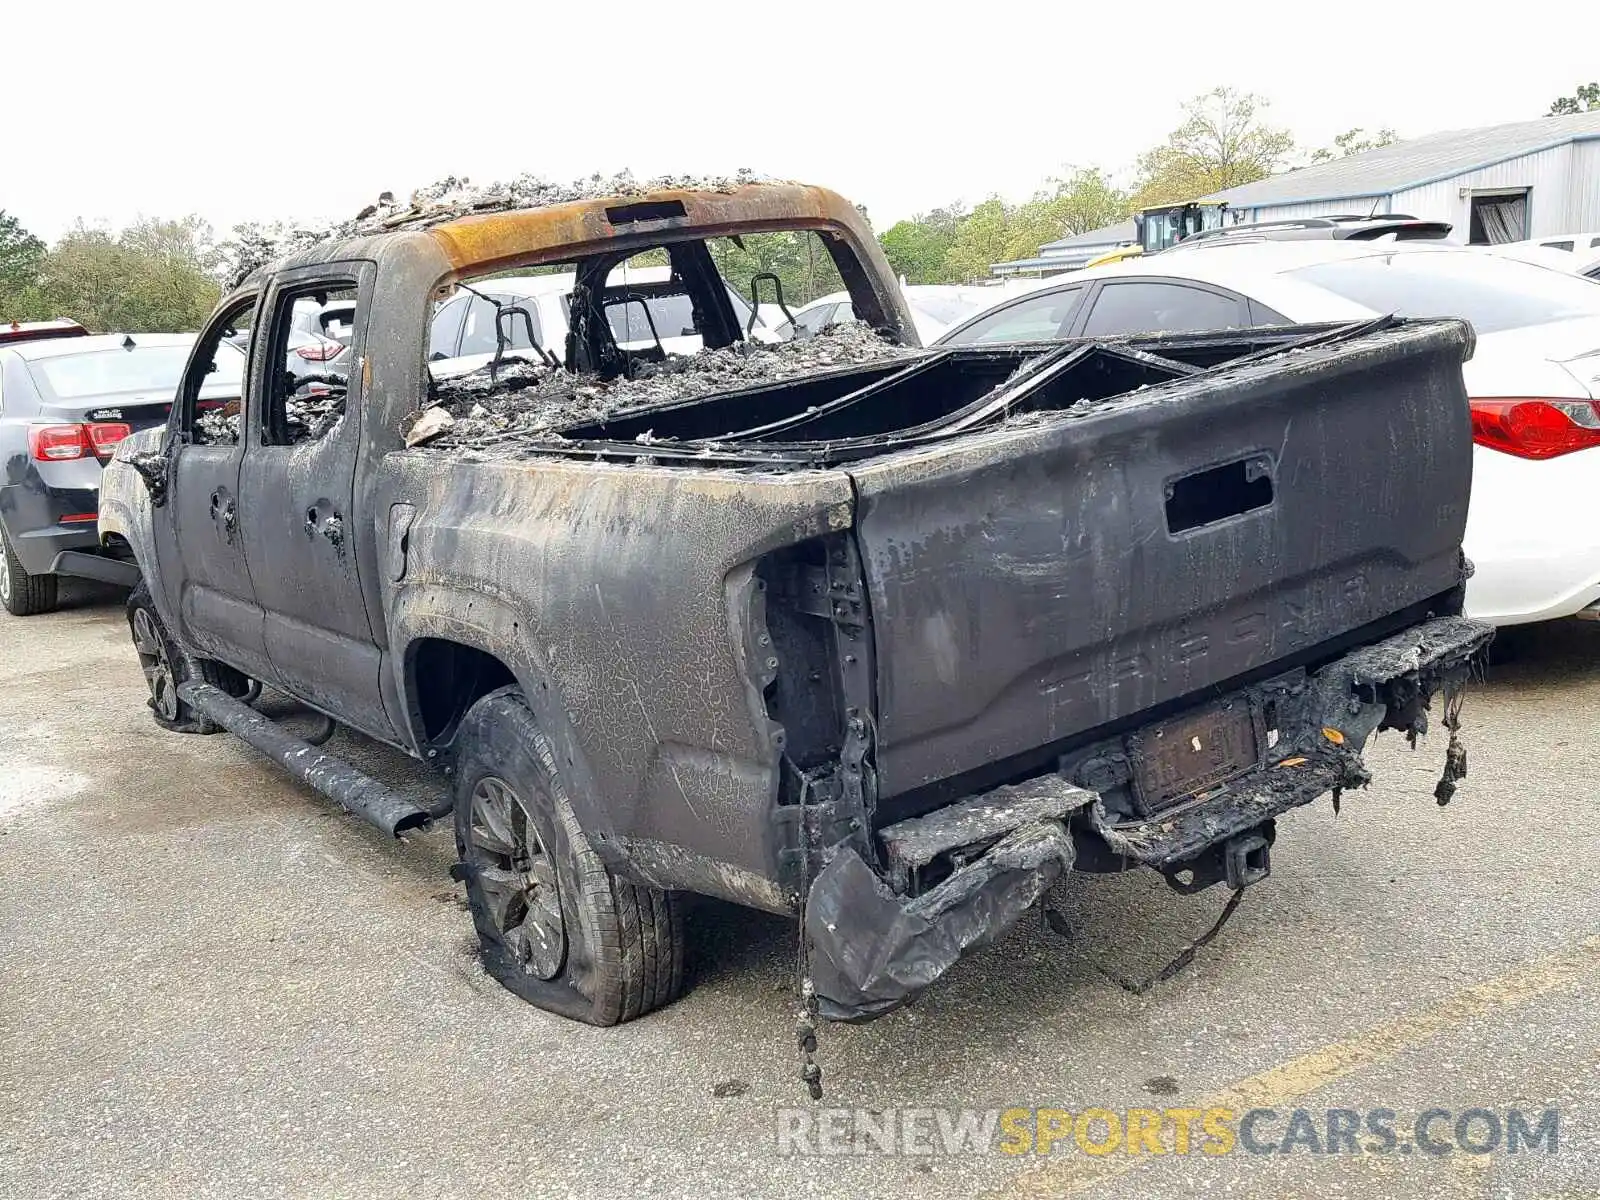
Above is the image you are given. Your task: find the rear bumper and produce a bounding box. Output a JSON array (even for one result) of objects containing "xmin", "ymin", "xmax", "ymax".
[
  {"xmin": 806, "ymin": 614, "xmax": 1494, "ymax": 1022},
  {"xmin": 10, "ymin": 521, "xmax": 99, "ymax": 575},
  {"xmin": 1, "ymin": 478, "xmax": 102, "ymax": 575}
]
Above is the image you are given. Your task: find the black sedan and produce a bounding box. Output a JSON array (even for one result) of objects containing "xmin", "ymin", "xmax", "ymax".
[{"xmin": 0, "ymin": 332, "xmax": 243, "ymax": 615}]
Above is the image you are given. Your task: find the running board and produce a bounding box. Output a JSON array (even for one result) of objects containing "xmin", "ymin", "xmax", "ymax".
[{"xmin": 177, "ymin": 681, "xmax": 436, "ymax": 837}]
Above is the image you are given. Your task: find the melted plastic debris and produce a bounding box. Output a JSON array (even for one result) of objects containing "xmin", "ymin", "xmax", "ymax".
[
  {"xmin": 417, "ymin": 323, "xmax": 915, "ymax": 452},
  {"xmin": 228, "ymin": 170, "xmax": 771, "ymax": 285}
]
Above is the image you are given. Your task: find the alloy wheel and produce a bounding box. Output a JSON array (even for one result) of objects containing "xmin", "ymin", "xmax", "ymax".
[
  {"xmin": 467, "ymin": 775, "xmax": 566, "ymax": 980},
  {"xmin": 130, "ymin": 607, "xmax": 179, "ymax": 721}
]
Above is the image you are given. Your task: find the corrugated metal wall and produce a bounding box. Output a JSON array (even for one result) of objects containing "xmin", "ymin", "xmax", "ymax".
[
  {"xmin": 1391, "ymin": 145, "xmax": 1574, "ymax": 238},
  {"xmin": 1245, "ymin": 141, "xmax": 1600, "ymax": 239},
  {"xmin": 1569, "ymin": 142, "xmax": 1600, "ymax": 230}
]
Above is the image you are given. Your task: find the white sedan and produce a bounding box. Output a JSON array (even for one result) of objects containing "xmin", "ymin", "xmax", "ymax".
[
  {"xmin": 775, "ymin": 284, "xmax": 1038, "ymax": 345},
  {"xmin": 936, "ymin": 240, "xmax": 1600, "ymax": 626}
]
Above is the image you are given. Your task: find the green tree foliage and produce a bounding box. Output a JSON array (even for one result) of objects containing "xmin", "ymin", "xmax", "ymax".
[
  {"xmin": 1310, "ymin": 127, "xmax": 1399, "ymax": 163},
  {"xmin": 879, "ymin": 204, "xmax": 970, "ymax": 284},
  {"xmin": 0, "ymin": 211, "xmax": 49, "ymax": 321},
  {"xmin": 1133, "ymin": 87, "xmax": 1294, "ymax": 207},
  {"xmin": 40, "ymin": 218, "xmax": 221, "ymax": 332},
  {"xmin": 942, "ymin": 198, "xmax": 1018, "ymax": 283},
  {"xmin": 1548, "ymin": 82, "xmax": 1600, "ymax": 114},
  {"xmin": 879, "ymin": 170, "xmax": 1131, "ymax": 284}
]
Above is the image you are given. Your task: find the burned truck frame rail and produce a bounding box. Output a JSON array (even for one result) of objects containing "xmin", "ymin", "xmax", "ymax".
[{"xmin": 100, "ymin": 178, "xmax": 1491, "ymax": 1038}]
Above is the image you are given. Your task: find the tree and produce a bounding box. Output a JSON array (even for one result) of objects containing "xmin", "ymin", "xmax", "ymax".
[
  {"xmin": 1311, "ymin": 127, "xmax": 1398, "ymax": 163},
  {"xmin": 1133, "ymin": 87, "xmax": 1295, "ymax": 207},
  {"xmin": 0, "ymin": 211, "xmax": 44, "ymax": 294},
  {"xmin": 878, "ymin": 171, "xmax": 1130, "ymax": 285},
  {"xmin": 1020, "ymin": 168, "xmax": 1131, "ymax": 242},
  {"xmin": 942, "ymin": 198, "xmax": 1018, "ymax": 283},
  {"xmin": 879, "ymin": 204, "xmax": 966, "ymax": 285},
  {"xmin": 0, "ymin": 211, "xmax": 48, "ymax": 320},
  {"xmin": 1548, "ymin": 82, "xmax": 1600, "ymax": 114},
  {"xmin": 38, "ymin": 217, "xmax": 221, "ymax": 332}
]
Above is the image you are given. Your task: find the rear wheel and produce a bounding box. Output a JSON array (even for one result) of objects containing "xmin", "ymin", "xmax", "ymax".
[
  {"xmin": 126, "ymin": 582, "xmax": 246, "ymax": 734},
  {"xmin": 0, "ymin": 523, "xmax": 59, "ymax": 616},
  {"xmin": 452, "ymin": 687, "xmax": 685, "ymax": 1025}
]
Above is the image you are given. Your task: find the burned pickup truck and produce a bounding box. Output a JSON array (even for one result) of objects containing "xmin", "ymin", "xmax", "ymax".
[{"xmin": 99, "ymin": 180, "xmax": 1490, "ymax": 1051}]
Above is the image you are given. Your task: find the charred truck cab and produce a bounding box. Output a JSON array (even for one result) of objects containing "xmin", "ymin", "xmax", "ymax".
[{"xmin": 99, "ymin": 182, "xmax": 1490, "ymax": 1071}]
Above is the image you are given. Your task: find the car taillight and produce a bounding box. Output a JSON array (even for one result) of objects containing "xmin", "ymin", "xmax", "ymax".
[
  {"xmin": 294, "ymin": 340, "xmax": 342, "ymax": 361},
  {"xmin": 1468, "ymin": 397, "xmax": 1600, "ymax": 460},
  {"xmin": 28, "ymin": 422, "xmax": 131, "ymax": 461},
  {"xmin": 86, "ymin": 421, "xmax": 131, "ymax": 456},
  {"xmin": 28, "ymin": 424, "xmax": 91, "ymax": 461}
]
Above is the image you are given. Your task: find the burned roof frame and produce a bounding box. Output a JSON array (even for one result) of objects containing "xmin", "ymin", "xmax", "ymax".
[{"xmin": 243, "ymin": 183, "xmax": 921, "ymax": 349}]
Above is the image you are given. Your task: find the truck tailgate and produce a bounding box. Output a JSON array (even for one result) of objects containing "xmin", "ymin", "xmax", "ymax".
[{"xmin": 846, "ymin": 321, "xmax": 1473, "ymax": 797}]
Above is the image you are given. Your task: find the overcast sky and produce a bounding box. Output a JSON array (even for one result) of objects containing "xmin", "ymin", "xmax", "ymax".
[{"xmin": 7, "ymin": 2, "xmax": 1599, "ymax": 242}]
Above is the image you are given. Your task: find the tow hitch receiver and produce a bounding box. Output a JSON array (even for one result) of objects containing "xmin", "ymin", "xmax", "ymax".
[{"xmin": 1225, "ymin": 833, "xmax": 1271, "ymax": 890}]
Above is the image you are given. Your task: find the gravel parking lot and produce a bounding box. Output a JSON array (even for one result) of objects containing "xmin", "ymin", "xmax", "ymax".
[{"xmin": 3, "ymin": 585, "xmax": 1599, "ymax": 1199}]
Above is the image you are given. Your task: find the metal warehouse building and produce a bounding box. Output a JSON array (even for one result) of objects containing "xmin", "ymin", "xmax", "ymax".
[{"xmin": 1204, "ymin": 110, "xmax": 1600, "ymax": 244}]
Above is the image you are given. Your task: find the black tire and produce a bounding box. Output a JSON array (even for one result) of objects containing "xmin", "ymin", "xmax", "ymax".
[
  {"xmin": 452, "ymin": 687, "xmax": 685, "ymax": 1025},
  {"xmin": 0, "ymin": 522, "xmax": 59, "ymax": 616},
  {"xmin": 126, "ymin": 582, "xmax": 248, "ymax": 734}
]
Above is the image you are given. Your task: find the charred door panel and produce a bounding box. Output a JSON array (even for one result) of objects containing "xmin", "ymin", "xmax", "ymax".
[
  {"xmin": 155, "ymin": 297, "xmax": 272, "ymax": 679},
  {"xmin": 161, "ymin": 444, "xmax": 271, "ymax": 676},
  {"xmin": 846, "ymin": 322, "xmax": 1474, "ymax": 798},
  {"xmin": 239, "ymin": 263, "xmax": 393, "ymax": 739}
]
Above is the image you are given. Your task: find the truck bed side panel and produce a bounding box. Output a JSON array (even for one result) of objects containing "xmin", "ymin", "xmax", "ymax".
[
  {"xmin": 847, "ymin": 322, "xmax": 1474, "ymax": 798},
  {"xmin": 375, "ymin": 454, "xmax": 854, "ymax": 905}
]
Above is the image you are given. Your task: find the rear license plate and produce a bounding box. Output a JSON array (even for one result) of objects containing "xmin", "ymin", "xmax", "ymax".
[{"xmin": 1128, "ymin": 701, "xmax": 1260, "ymax": 813}]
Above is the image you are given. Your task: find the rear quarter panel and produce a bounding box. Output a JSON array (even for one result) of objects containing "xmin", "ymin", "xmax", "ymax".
[{"xmin": 375, "ymin": 451, "xmax": 854, "ymax": 907}]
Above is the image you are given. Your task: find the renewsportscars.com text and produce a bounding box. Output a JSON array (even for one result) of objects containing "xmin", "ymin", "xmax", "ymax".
[{"xmin": 775, "ymin": 1106, "xmax": 1560, "ymax": 1158}]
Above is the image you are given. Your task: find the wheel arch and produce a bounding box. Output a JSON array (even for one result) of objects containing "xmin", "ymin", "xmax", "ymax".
[{"xmin": 388, "ymin": 583, "xmax": 621, "ymax": 861}]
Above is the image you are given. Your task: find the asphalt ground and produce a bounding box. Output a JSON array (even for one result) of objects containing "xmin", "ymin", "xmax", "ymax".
[{"xmin": 2, "ymin": 584, "xmax": 1598, "ymax": 1199}]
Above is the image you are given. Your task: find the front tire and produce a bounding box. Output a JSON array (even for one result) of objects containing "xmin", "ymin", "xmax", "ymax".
[
  {"xmin": 452, "ymin": 687, "xmax": 685, "ymax": 1025},
  {"xmin": 0, "ymin": 523, "xmax": 58, "ymax": 616},
  {"xmin": 126, "ymin": 582, "xmax": 247, "ymax": 734}
]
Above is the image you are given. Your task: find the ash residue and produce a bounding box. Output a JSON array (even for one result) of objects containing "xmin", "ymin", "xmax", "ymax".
[
  {"xmin": 227, "ymin": 169, "xmax": 772, "ymax": 285},
  {"xmin": 354, "ymin": 168, "xmax": 768, "ymax": 237},
  {"xmin": 192, "ymin": 392, "xmax": 346, "ymax": 447},
  {"xmin": 415, "ymin": 323, "xmax": 914, "ymax": 451}
]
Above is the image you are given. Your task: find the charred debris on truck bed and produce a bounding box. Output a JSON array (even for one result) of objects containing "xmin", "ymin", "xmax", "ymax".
[
  {"xmin": 411, "ymin": 322, "xmax": 916, "ymax": 452},
  {"xmin": 408, "ymin": 316, "xmax": 1413, "ymax": 468}
]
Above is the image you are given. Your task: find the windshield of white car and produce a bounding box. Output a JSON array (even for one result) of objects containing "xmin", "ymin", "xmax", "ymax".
[
  {"xmin": 26, "ymin": 345, "xmax": 195, "ymax": 399},
  {"xmin": 910, "ymin": 295, "xmax": 991, "ymax": 326},
  {"xmin": 1291, "ymin": 252, "xmax": 1600, "ymax": 334}
]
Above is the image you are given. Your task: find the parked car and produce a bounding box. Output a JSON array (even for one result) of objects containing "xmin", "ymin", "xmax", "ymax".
[
  {"xmin": 1483, "ymin": 241, "xmax": 1600, "ymax": 282},
  {"xmin": 1183, "ymin": 214, "xmax": 1454, "ymax": 247},
  {"xmin": 427, "ymin": 264, "xmax": 772, "ymax": 378},
  {"xmin": 1, "ymin": 318, "xmax": 89, "ymax": 346},
  {"xmin": 938, "ymin": 240, "xmax": 1600, "ymax": 626},
  {"xmin": 98, "ymin": 182, "xmax": 1487, "ymax": 1035},
  {"xmin": 0, "ymin": 332, "xmax": 243, "ymax": 614},
  {"xmin": 1518, "ymin": 232, "xmax": 1600, "ymax": 253},
  {"xmin": 775, "ymin": 284, "xmax": 1028, "ymax": 343}
]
